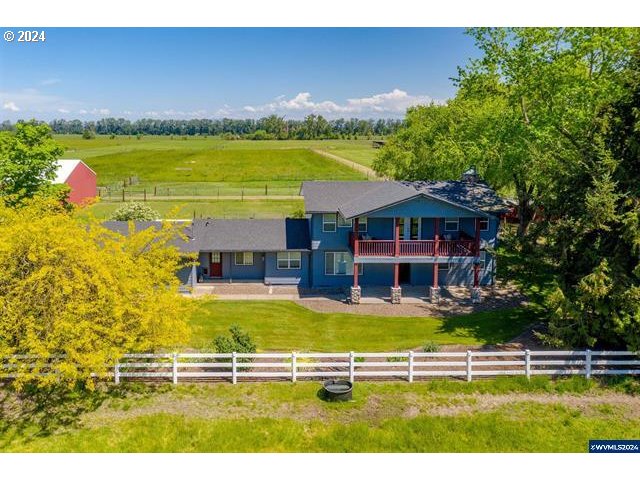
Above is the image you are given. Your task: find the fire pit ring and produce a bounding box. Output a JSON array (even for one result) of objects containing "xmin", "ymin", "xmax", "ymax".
[{"xmin": 322, "ymin": 379, "xmax": 353, "ymax": 401}]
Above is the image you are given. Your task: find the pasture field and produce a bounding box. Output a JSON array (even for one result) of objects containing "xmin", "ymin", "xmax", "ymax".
[
  {"xmin": 3, "ymin": 377, "xmax": 639, "ymax": 452},
  {"xmin": 187, "ymin": 300, "xmax": 536, "ymax": 351},
  {"xmin": 57, "ymin": 135, "xmax": 378, "ymax": 198},
  {"xmin": 82, "ymin": 199, "xmax": 303, "ymax": 220},
  {"xmin": 58, "ymin": 134, "xmax": 378, "ymax": 166}
]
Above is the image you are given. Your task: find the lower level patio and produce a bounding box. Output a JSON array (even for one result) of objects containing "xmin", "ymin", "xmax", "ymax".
[{"xmin": 189, "ymin": 282, "xmax": 526, "ymax": 314}]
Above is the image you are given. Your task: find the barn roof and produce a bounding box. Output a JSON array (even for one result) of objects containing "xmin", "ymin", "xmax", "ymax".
[{"xmin": 53, "ymin": 159, "xmax": 96, "ymax": 183}]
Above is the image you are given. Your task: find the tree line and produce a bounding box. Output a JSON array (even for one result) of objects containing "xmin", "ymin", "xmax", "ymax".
[{"xmin": 1, "ymin": 114, "xmax": 402, "ymax": 139}]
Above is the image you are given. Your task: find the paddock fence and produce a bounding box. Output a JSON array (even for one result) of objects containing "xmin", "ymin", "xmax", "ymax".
[{"xmin": 2, "ymin": 350, "xmax": 639, "ymax": 384}]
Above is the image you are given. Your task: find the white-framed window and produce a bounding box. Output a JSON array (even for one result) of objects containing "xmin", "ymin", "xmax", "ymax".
[
  {"xmin": 479, "ymin": 218, "xmax": 489, "ymax": 231},
  {"xmin": 234, "ymin": 252, "xmax": 254, "ymax": 266},
  {"xmin": 324, "ymin": 252, "xmax": 363, "ymax": 276},
  {"xmin": 210, "ymin": 252, "xmax": 221, "ymax": 263},
  {"xmin": 357, "ymin": 217, "xmax": 368, "ymax": 233},
  {"xmin": 337, "ymin": 214, "xmax": 352, "ymax": 228},
  {"xmin": 479, "ymin": 251, "xmax": 487, "ymax": 269},
  {"xmin": 277, "ymin": 251, "xmax": 301, "ymax": 270},
  {"xmin": 444, "ymin": 218, "xmax": 459, "ymax": 232},
  {"xmin": 322, "ymin": 213, "xmax": 337, "ymax": 232}
]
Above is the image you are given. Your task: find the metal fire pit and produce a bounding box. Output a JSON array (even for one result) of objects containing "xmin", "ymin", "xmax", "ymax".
[{"xmin": 322, "ymin": 379, "xmax": 353, "ymax": 401}]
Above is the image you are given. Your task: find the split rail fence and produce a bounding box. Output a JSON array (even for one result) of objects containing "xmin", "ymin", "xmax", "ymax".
[{"xmin": 4, "ymin": 350, "xmax": 638, "ymax": 384}]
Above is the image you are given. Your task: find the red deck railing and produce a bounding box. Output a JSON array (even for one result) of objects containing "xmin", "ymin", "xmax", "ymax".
[{"xmin": 351, "ymin": 235, "xmax": 475, "ymax": 257}]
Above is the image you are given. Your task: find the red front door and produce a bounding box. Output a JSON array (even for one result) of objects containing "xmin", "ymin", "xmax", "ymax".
[{"xmin": 210, "ymin": 252, "xmax": 222, "ymax": 277}]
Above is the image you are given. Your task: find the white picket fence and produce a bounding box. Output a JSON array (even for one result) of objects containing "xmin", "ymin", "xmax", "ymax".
[
  {"xmin": 3, "ymin": 350, "xmax": 639, "ymax": 384},
  {"xmin": 106, "ymin": 350, "xmax": 640, "ymax": 385}
]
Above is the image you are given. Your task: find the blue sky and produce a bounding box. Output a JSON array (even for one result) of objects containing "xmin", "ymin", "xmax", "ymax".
[{"xmin": 0, "ymin": 28, "xmax": 478, "ymax": 121}]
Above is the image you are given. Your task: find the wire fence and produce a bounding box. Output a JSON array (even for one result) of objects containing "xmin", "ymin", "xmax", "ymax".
[{"xmin": 97, "ymin": 182, "xmax": 304, "ymax": 201}]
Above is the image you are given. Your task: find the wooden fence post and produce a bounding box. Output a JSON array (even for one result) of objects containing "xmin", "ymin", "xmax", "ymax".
[
  {"xmin": 585, "ymin": 349, "xmax": 592, "ymax": 380},
  {"xmin": 172, "ymin": 352, "xmax": 178, "ymax": 385},
  {"xmin": 122, "ymin": 189, "xmax": 125, "ymax": 202},
  {"xmin": 114, "ymin": 362, "xmax": 120, "ymax": 385},
  {"xmin": 349, "ymin": 351, "xmax": 355, "ymax": 383},
  {"xmin": 525, "ymin": 349, "xmax": 531, "ymax": 379},
  {"xmin": 408, "ymin": 351, "xmax": 414, "ymax": 383},
  {"xmin": 466, "ymin": 350, "xmax": 473, "ymax": 382},
  {"xmin": 232, "ymin": 352, "xmax": 237, "ymax": 385},
  {"xmin": 291, "ymin": 352, "xmax": 297, "ymax": 383}
]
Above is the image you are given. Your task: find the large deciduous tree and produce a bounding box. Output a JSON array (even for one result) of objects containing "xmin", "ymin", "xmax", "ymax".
[
  {"xmin": 0, "ymin": 198, "xmax": 194, "ymax": 389},
  {"xmin": 374, "ymin": 28, "xmax": 639, "ymax": 236},
  {"xmin": 0, "ymin": 120, "xmax": 64, "ymax": 204}
]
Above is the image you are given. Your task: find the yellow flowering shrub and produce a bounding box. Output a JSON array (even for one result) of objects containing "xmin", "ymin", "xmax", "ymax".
[{"xmin": 0, "ymin": 198, "xmax": 194, "ymax": 389}]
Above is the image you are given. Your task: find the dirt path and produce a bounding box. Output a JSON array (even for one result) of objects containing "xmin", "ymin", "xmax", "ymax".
[
  {"xmin": 312, "ymin": 149, "xmax": 382, "ymax": 179},
  {"xmin": 79, "ymin": 387, "xmax": 640, "ymax": 428}
]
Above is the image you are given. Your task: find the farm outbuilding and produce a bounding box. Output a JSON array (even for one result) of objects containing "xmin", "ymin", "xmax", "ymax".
[{"xmin": 53, "ymin": 159, "xmax": 97, "ymax": 205}]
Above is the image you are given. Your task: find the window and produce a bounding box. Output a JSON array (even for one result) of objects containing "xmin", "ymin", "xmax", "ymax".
[
  {"xmin": 398, "ymin": 218, "xmax": 405, "ymax": 240},
  {"xmin": 337, "ymin": 214, "xmax": 352, "ymax": 228},
  {"xmin": 479, "ymin": 218, "xmax": 489, "ymax": 231},
  {"xmin": 410, "ymin": 218, "xmax": 420, "ymax": 240},
  {"xmin": 356, "ymin": 217, "xmax": 367, "ymax": 233},
  {"xmin": 444, "ymin": 218, "xmax": 459, "ymax": 232},
  {"xmin": 479, "ymin": 251, "xmax": 487, "ymax": 269},
  {"xmin": 234, "ymin": 252, "xmax": 254, "ymax": 266},
  {"xmin": 439, "ymin": 262, "xmax": 450, "ymax": 271},
  {"xmin": 210, "ymin": 252, "xmax": 221, "ymax": 263},
  {"xmin": 277, "ymin": 252, "xmax": 301, "ymax": 270},
  {"xmin": 322, "ymin": 213, "xmax": 337, "ymax": 232},
  {"xmin": 325, "ymin": 252, "xmax": 362, "ymax": 275}
]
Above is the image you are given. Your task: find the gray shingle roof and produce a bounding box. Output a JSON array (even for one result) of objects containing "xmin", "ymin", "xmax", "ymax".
[
  {"xmin": 191, "ymin": 218, "xmax": 310, "ymax": 252},
  {"xmin": 101, "ymin": 221, "xmax": 193, "ymax": 252},
  {"xmin": 302, "ymin": 180, "xmax": 509, "ymax": 218}
]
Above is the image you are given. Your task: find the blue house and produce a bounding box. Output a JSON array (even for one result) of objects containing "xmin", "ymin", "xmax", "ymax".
[{"xmin": 105, "ymin": 169, "xmax": 508, "ymax": 303}]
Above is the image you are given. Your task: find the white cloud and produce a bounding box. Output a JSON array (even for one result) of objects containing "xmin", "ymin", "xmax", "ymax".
[
  {"xmin": 239, "ymin": 89, "xmax": 438, "ymax": 118},
  {"xmin": 57, "ymin": 108, "xmax": 70, "ymax": 114},
  {"xmin": 3, "ymin": 101, "xmax": 19, "ymax": 112},
  {"xmin": 41, "ymin": 78, "xmax": 61, "ymax": 86}
]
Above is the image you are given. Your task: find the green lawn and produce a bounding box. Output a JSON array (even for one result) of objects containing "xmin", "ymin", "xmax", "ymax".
[
  {"xmin": 3, "ymin": 378, "xmax": 639, "ymax": 452},
  {"xmin": 187, "ymin": 300, "xmax": 537, "ymax": 351},
  {"xmin": 83, "ymin": 199, "xmax": 303, "ymax": 220}
]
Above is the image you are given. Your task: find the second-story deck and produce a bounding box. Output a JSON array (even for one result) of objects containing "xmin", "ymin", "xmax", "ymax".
[{"xmin": 349, "ymin": 232, "xmax": 476, "ymax": 258}]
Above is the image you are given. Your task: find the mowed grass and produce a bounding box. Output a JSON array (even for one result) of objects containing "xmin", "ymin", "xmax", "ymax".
[
  {"xmin": 187, "ymin": 300, "xmax": 537, "ymax": 351},
  {"xmin": 4, "ymin": 378, "xmax": 639, "ymax": 452},
  {"xmin": 58, "ymin": 135, "xmax": 379, "ymax": 165},
  {"xmin": 82, "ymin": 199, "xmax": 303, "ymax": 220},
  {"xmin": 82, "ymin": 148, "xmax": 365, "ymax": 187}
]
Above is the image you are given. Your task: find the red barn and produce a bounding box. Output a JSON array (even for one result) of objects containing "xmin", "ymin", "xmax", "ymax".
[{"xmin": 53, "ymin": 159, "xmax": 97, "ymax": 205}]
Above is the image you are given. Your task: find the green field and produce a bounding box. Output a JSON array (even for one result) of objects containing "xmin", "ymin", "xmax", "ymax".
[
  {"xmin": 58, "ymin": 134, "xmax": 378, "ymax": 166},
  {"xmin": 187, "ymin": 300, "xmax": 536, "ymax": 351},
  {"xmin": 57, "ymin": 136, "xmax": 377, "ymax": 195},
  {"xmin": 84, "ymin": 199, "xmax": 303, "ymax": 220},
  {"xmin": 3, "ymin": 378, "xmax": 639, "ymax": 452}
]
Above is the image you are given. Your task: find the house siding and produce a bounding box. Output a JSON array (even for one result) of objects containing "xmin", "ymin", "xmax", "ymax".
[{"xmin": 264, "ymin": 252, "xmax": 310, "ymax": 287}]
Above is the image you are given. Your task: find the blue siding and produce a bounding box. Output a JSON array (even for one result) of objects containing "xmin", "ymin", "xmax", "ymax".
[
  {"xmin": 264, "ymin": 252, "xmax": 310, "ymax": 287},
  {"xmin": 310, "ymin": 250, "xmax": 395, "ymax": 287},
  {"xmin": 196, "ymin": 251, "xmax": 265, "ymax": 281},
  {"xmin": 224, "ymin": 252, "xmax": 265, "ymax": 280},
  {"xmin": 366, "ymin": 195, "xmax": 482, "ymax": 219}
]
